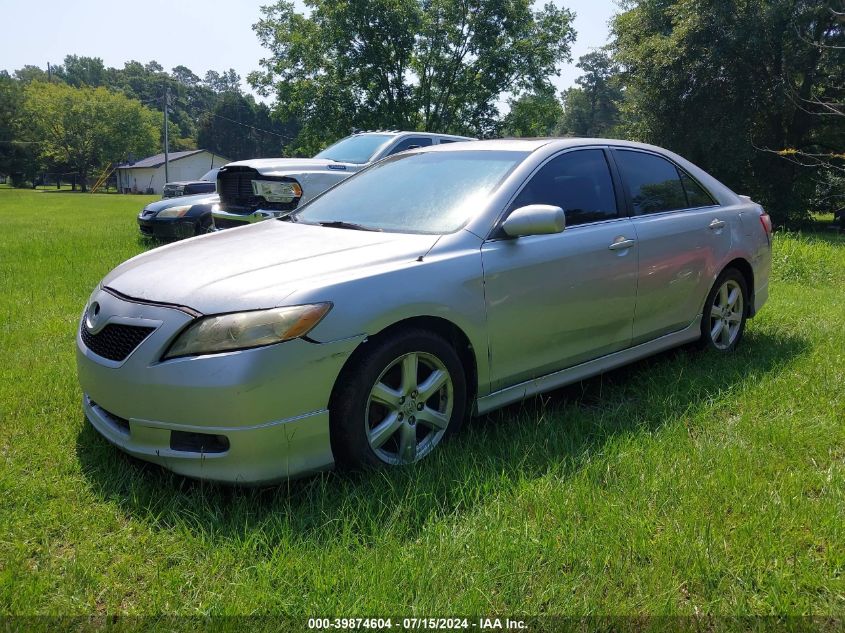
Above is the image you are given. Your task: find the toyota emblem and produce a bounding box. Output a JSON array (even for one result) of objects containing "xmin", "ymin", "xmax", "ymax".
[{"xmin": 85, "ymin": 301, "xmax": 101, "ymax": 330}]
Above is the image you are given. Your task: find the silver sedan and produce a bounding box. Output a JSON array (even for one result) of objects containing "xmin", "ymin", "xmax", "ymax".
[{"xmin": 76, "ymin": 139, "xmax": 772, "ymax": 483}]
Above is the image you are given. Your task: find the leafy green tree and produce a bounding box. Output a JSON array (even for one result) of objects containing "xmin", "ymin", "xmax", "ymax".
[
  {"xmin": 14, "ymin": 65, "xmax": 52, "ymax": 84},
  {"xmin": 197, "ymin": 91, "xmax": 298, "ymax": 160},
  {"xmin": 23, "ymin": 82, "xmax": 159, "ymax": 191},
  {"xmin": 501, "ymin": 86, "xmax": 564, "ymax": 137},
  {"xmin": 559, "ymin": 49, "xmax": 624, "ymax": 137},
  {"xmin": 57, "ymin": 55, "xmax": 106, "ymax": 87},
  {"xmin": 612, "ymin": 0, "xmax": 843, "ymax": 224},
  {"xmin": 249, "ymin": 0, "xmax": 576, "ymax": 154},
  {"xmin": 0, "ymin": 72, "xmax": 40, "ymax": 185},
  {"xmin": 171, "ymin": 65, "xmax": 201, "ymax": 88},
  {"xmin": 203, "ymin": 69, "xmax": 243, "ymax": 94}
]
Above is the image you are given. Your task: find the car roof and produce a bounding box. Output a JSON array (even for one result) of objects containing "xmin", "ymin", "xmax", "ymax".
[
  {"xmin": 415, "ymin": 137, "xmax": 692, "ymax": 154},
  {"xmin": 412, "ymin": 136, "xmax": 742, "ymax": 207},
  {"xmin": 354, "ymin": 130, "xmax": 475, "ymax": 141}
]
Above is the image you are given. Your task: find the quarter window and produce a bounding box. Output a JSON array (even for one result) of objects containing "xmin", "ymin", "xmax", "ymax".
[
  {"xmin": 680, "ymin": 171, "xmax": 716, "ymax": 208},
  {"xmin": 509, "ymin": 149, "xmax": 618, "ymax": 226},
  {"xmin": 615, "ymin": 150, "xmax": 687, "ymax": 215}
]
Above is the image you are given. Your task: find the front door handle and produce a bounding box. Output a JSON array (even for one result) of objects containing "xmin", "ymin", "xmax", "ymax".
[
  {"xmin": 608, "ymin": 237, "xmax": 637, "ymax": 251},
  {"xmin": 709, "ymin": 218, "xmax": 726, "ymax": 230}
]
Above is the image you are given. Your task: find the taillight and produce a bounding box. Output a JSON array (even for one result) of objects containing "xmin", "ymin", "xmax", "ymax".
[{"xmin": 759, "ymin": 211, "xmax": 772, "ymax": 243}]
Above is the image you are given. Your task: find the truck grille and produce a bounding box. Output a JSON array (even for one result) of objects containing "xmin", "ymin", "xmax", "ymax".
[
  {"xmin": 217, "ymin": 166, "xmax": 300, "ymax": 213},
  {"xmin": 81, "ymin": 323, "xmax": 155, "ymax": 362}
]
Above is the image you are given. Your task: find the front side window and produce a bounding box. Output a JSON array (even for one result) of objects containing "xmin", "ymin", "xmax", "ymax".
[
  {"xmin": 509, "ymin": 149, "xmax": 619, "ymax": 226},
  {"xmin": 386, "ymin": 137, "xmax": 434, "ymax": 156},
  {"xmin": 314, "ymin": 134, "xmax": 394, "ymax": 164},
  {"xmin": 614, "ymin": 150, "xmax": 688, "ymax": 215},
  {"xmin": 294, "ymin": 150, "xmax": 528, "ymax": 234}
]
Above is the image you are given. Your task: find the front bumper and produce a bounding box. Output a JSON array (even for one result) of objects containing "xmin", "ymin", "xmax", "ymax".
[
  {"xmin": 212, "ymin": 208, "xmax": 283, "ymax": 229},
  {"xmin": 76, "ymin": 287, "xmax": 363, "ymax": 483},
  {"xmin": 83, "ymin": 394, "xmax": 333, "ymax": 484},
  {"xmin": 137, "ymin": 216, "xmax": 202, "ymax": 241}
]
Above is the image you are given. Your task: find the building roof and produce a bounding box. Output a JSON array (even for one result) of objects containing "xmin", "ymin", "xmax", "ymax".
[{"xmin": 118, "ymin": 149, "xmax": 225, "ymax": 169}]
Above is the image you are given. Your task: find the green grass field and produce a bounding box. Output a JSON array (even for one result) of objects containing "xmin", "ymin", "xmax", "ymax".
[{"xmin": 1, "ymin": 186, "xmax": 843, "ymax": 617}]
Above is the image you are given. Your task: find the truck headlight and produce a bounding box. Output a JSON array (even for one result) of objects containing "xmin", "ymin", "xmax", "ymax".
[
  {"xmin": 252, "ymin": 180, "xmax": 303, "ymax": 203},
  {"xmin": 163, "ymin": 303, "xmax": 332, "ymax": 359},
  {"xmin": 157, "ymin": 204, "xmax": 192, "ymax": 218}
]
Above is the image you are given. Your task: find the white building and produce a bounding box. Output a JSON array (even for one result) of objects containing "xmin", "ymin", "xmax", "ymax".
[{"xmin": 116, "ymin": 149, "xmax": 230, "ymax": 195}]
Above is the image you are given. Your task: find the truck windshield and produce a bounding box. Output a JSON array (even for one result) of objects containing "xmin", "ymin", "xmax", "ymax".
[
  {"xmin": 314, "ymin": 134, "xmax": 394, "ymax": 164},
  {"xmin": 294, "ymin": 150, "xmax": 528, "ymax": 234}
]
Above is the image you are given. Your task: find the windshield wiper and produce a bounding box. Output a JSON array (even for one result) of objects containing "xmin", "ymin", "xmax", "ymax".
[{"xmin": 317, "ymin": 220, "xmax": 382, "ymax": 232}]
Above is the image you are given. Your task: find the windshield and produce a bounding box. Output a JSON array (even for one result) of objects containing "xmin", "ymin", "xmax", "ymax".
[
  {"xmin": 200, "ymin": 169, "xmax": 218, "ymax": 181},
  {"xmin": 294, "ymin": 150, "xmax": 528, "ymax": 234},
  {"xmin": 314, "ymin": 134, "xmax": 394, "ymax": 164}
]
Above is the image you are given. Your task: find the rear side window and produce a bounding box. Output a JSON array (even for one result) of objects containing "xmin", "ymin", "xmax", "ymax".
[
  {"xmin": 614, "ymin": 150, "xmax": 687, "ymax": 215},
  {"xmin": 386, "ymin": 137, "xmax": 434, "ymax": 156},
  {"xmin": 680, "ymin": 171, "xmax": 716, "ymax": 208},
  {"xmin": 510, "ymin": 149, "xmax": 618, "ymax": 226}
]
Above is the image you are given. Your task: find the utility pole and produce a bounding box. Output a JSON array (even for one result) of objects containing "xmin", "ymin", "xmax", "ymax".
[{"xmin": 163, "ymin": 86, "xmax": 170, "ymax": 183}]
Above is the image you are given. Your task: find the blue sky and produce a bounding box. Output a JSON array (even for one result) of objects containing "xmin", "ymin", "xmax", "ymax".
[{"xmin": 0, "ymin": 0, "xmax": 617, "ymax": 101}]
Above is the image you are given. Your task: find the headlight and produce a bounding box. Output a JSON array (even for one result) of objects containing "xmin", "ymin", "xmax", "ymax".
[
  {"xmin": 251, "ymin": 180, "xmax": 303, "ymax": 203},
  {"xmin": 163, "ymin": 303, "xmax": 332, "ymax": 359},
  {"xmin": 157, "ymin": 204, "xmax": 193, "ymax": 218}
]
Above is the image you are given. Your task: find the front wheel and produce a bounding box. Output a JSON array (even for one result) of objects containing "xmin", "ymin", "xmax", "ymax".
[
  {"xmin": 700, "ymin": 268, "xmax": 748, "ymax": 352},
  {"xmin": 330, "ymin": 329, "xmax": 467, "ymax": 469}
]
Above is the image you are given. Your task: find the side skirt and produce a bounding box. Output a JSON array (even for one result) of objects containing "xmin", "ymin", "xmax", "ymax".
[{"xmin": 475, "ymin": 317, "xmax": 702, "ymax": 415}]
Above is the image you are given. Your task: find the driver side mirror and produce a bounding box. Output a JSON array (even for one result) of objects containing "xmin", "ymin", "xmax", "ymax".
[{"xmin": 501, "ymin": 204, "xmax": 566, "ymax": 238}]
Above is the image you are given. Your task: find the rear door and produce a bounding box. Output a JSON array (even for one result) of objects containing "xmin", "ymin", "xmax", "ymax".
[
  {"xmin": 481, "ymin": 148, "xmax": 638, "ymax": 390},
  {"xmin": 611, "ymin": 148, "xmax": 732, "ymax": 344}
]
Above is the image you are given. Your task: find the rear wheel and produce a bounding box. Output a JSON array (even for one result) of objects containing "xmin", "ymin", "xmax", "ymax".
[
  {"xmin": 330, "ymin": 329, "xmax": 467, "ymax": 468},
  {"xmin": 700, "ymin": 268, "xmax": 748, "ymax": 352}
]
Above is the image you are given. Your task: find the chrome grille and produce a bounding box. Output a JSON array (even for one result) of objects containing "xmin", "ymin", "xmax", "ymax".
[{"xmin": 217, "ymin": 167, "xmax": 300, "ymax": 213}]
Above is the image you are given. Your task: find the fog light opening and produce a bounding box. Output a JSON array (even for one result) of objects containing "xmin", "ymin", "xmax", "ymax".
[{"xmin": 169, "ymin": 431, "xmax": 230, "ymax": 454}]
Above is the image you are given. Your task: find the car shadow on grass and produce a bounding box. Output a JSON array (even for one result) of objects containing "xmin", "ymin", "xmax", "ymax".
[{"xmin": 75, "ymin": 327, "xmax": 809, "ymax": 550}]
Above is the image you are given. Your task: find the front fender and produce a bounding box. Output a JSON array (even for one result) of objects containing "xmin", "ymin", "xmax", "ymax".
[{"xmin": 291, "ymin": 243, "xmax": 491, "ymax": 396}]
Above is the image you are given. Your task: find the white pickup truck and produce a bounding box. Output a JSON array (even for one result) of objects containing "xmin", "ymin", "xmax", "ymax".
[{"xmin": 212, "ymin": 130, "xmax": 473, "ymax": 229}]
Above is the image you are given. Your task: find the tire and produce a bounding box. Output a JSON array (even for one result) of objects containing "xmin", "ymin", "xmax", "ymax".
[
  {"xmin": 196, "ymin": 216, "xmax": 214, "ymax": 235},
  {"xmin": 330, "ymin": 328, "xmax": 467, "ymax": 469},
  {"xmin": 699, "ymin": 267, "xmax": 749, "ymax": 352}
]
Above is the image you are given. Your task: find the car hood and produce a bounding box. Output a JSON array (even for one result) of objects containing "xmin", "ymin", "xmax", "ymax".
[
  {"xmin": 144, "ymin": 193, "xmax": 219, "ymax": 212},
  {"xmin": 224, "ymin": 158, "xmax": 359, "ymax": 175},
  {"xmin": 103, "ymin": 220, "xmax": 439, "ymax": 314}
]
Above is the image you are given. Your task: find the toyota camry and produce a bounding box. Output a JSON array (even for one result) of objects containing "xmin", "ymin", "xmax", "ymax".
[{"xmin": 76, "ymin": 138, "xmax": 772, "ymax": 483}]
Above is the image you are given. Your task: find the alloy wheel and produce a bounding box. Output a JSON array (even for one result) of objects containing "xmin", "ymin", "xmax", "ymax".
[
  {"xmin": 364, "ymin": 351, "xmax": 454, "ymax": 464},
  {"xmin": 709, "ymin": 279, "xmax": 744, "ymax": 350}
]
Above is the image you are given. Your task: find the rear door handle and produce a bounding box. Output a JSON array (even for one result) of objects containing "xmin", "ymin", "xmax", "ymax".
[
  {"xmin": 608, "ymin": 237, "xmax": 636, "ymax": 251},
  {"xmin": 709, "ymin": 218, "xmax": 726, "ymax": 230}
]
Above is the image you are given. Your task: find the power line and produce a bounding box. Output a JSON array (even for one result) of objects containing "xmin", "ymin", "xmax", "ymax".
[{"xmin": 204, "ymin": 112, "xmax": 296, "ymax": 141}]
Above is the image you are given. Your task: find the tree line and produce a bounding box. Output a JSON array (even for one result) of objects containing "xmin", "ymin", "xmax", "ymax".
[
  {"xmin": 0, "ymin": 57, "xmax": 297, "ymax": 190},
  {"xmin": 1, "ymin": 0, "xmax": 841, "ymax": 223}
]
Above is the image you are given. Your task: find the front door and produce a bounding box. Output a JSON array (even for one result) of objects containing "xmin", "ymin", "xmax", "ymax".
[{"xmin": 481, "ymin": 148, "xmax": 638, "ymax": 391}]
